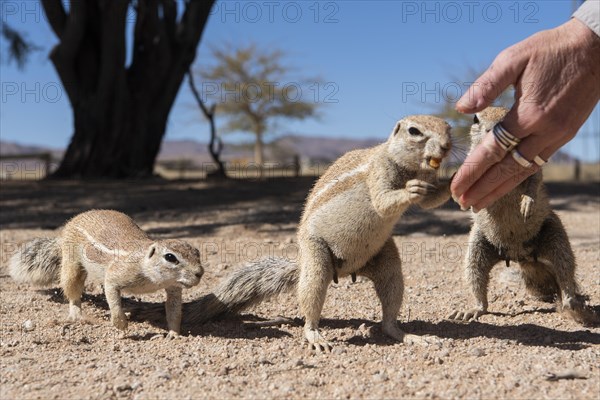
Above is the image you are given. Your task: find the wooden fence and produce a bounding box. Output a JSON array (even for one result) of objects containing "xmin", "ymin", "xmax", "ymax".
[{"xmin": 0, "ymin": 153, "xmax": 53, "ymax": 180}]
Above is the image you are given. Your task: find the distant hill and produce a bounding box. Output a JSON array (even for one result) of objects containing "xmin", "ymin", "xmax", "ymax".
[
  {"xmin": 0, "ymin": 136, "xmax": 387, "ymax": 165},
  {"xmin": 0, "ymin": 136, "xmax": 580, "ymax": 166},
  {"xmin": 270, "ymin": 135, "xmax": 382, "ymax": 164},
  {"xmin": 0, "ymin": 141, "xmax": 63, "ymax": 157}
]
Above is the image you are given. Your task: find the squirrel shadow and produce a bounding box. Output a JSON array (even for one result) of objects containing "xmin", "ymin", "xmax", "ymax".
[
  {"xmin": 42, "ymin": 289, "xmax": 599, "ymax": 348},
  {"xmin": 42, "ymin": 289, "xmax": 293, "ymax": 340},
  {"xmin": 400, "ymin": 318, "xmax": 600, "ymax": 350},
  {"xmin": 314, "ymin": 313, "xmax": 600, "ymax": 350}
]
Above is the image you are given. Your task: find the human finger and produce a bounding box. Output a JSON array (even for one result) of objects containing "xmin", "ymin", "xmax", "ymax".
[
  {"xmin": 456, "ymin": 49, "xmax": 527, "ymax": 113},
  {"xmin": 451, "ymin": 131, "xmax": 507, "ymax": 206},
  {"xmin": 499, "ymin": 99, "xmax": 539, "ymax": 139},
  {"xmin": 472, "ymin": 167, "xmax": 536, "ymax": 212},
  {"xmin": 460, "ymin": 132, "xmax": 546, "ymax": 208}
]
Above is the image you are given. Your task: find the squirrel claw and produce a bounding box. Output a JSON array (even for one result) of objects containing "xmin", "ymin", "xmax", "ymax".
[
  {"xmin": 305, "ymin": 329, "xmax": 332, "ymax": 353},
  {"xmin": 448, "ymin": 309, "xmax": 486, "ymax": 322},
  {"xmin": 406, "ymin": 179, "xmax": 438, "ymax": 204},
  {"xmin": 520, "ymin": 195, "xmax": 535, "ymax": 222},
  {"xmin": 166, "ymin": 330, "xmax": 180, "ymax": 340}
]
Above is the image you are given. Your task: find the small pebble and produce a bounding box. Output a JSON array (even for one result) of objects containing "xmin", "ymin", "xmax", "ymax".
[
  {"xmin": 373, "ymin": 372, "xmax": 389, "ymax": 382},
  {"xmin": 115, "ymin": 384, "xmax": 132, "ymax": 392},
  {"xmin": 469, "ymin": 348, "xmax": 485, "ymax": 357},
  {"xmin": 22, "ymin": 320, "xmax": 35, "ymax": 332},
  {"xmin": 155, "ymin": 370, "xmax": 172, "ymax": 380}
]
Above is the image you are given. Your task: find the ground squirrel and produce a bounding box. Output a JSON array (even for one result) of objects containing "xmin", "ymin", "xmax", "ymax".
[
  {"xmin": 9, "ymin": 210, "xmax": 204, "ymax": 336},
  {"xmin": 448, "ymin": 107, "xmax": 598, "ymax": 325},
  {"xmin": 138, "ymin": 115, "xmax": 453, "ymax": 351}
]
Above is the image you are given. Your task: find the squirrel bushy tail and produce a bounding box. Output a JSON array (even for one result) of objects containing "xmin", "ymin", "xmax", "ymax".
[
  {"xmin": 132, "ymin": 257, "xmax": 299, "ymax": 325},
  {"xmin": 9, "ymin": 238, "xmax": 62, "ymax": 286}
]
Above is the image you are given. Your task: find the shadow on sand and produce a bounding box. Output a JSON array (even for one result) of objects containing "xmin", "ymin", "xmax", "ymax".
[{"xmin": 40, "ymin": 288, "xmax": 599, "ymax": 348}]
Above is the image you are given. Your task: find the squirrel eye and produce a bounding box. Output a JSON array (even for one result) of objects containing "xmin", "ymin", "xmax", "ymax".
[
  {"xmin": 164, "ymin": 253, "xmax": 179, "ymax": 264},
  {"xmin": 408, "ymin": 127, "xmax": 422, "ymax": 136},
  {"xmin": 473, "ymin": 115, "xmax": 479, "ymax": 124}
]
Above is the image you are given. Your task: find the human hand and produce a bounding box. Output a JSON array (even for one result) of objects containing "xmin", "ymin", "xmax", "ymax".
[{"xmin": 451, "ymin": 18, "xmax": 600, "ymax": 211}]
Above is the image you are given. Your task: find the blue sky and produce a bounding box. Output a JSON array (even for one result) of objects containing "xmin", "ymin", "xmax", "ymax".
[{"xmin": 1, "ymin": 0, "xmax": 599, "ymax": 161}]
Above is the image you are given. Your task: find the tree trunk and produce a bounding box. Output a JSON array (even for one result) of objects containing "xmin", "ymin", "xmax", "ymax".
[
  {"xmin": 254, "ymin": 130, "xmax": 264, "ymax": 178},
  {"xmin": 42, "ymin": 0, "xmax": 215, "ymax": 178}
]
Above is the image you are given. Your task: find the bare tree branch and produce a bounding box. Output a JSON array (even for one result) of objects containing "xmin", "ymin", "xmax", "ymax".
[{"xmin": 188, "ymin": 69, "xmax": 227, "ymax": 177}]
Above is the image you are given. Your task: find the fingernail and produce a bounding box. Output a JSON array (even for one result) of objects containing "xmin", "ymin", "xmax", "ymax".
[
  {"xmin": 472, "ymin": 207, "xmax": 480, "ymax": 214},
  {"xmin": 456, "ymin": 194, "xmax": 470, "ymax": 211},
  {"xmin": 456, "ymin": 97, "xmax": 473, "ymax": 112},
  {"xmin": 453, "ymin": 196, "xmax": 465, "ymax": 209}
]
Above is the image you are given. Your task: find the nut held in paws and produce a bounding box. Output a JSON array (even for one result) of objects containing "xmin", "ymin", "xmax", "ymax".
[{"xmin": 429, "ymin": 158, "xmax": 442, "ymax": 169}]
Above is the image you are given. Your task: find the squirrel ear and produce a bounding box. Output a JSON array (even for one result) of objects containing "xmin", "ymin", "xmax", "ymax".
[
  {"xmin": 147, "ymin": 245, "xmax": 156, "ymax": 259},
  {"xmin": 393, "ymin": 122, "xmax": 402, "ymax": 136}
]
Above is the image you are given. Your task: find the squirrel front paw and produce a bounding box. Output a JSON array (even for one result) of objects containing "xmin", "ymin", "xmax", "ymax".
[
  {"xmin": 406, "ymin": 179, "xmax": 437, "ymax": 204},
  {"xmin": 111, "ymin": 312, "xmax": 129, "ymax": 331},
  {"xmin": 520, "ymin": 194, "xmax": 535, "ymax": 222}
]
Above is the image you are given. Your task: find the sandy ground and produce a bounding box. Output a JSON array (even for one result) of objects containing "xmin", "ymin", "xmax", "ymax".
[{"xmin": 0, "ymin": 178, "xmax": 598, "ymax": 400}]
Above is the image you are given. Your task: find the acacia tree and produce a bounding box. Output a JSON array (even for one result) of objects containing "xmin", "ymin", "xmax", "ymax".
[
  {"xmin": 198, "ymin": 44, "xmax": 319, "ymax": 172},
  {"xmin": 40, "ymin": 0, "xmax": 215, "ymax": 178}
]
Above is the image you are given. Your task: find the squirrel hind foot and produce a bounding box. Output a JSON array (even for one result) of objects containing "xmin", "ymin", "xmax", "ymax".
[
  {"xmin": 304, "ymin": 328, "xmax": 332, "ymax": 353},
  {"xmin": 519, "ymin": 262, "xmax": 561, "ymax": 302},
  {"xmin": 560, "ymin": 296, "xmax": 600, "ymax": 327},
  {"xmin": 447, "ymin": 308, "xmax": 486, "ymax": 322},
  {"xmin": 381, "ymin": 321, "xmax": 441, "ymax": 346}
]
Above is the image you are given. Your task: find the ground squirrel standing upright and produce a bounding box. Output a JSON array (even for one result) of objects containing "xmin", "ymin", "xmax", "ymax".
[
  {"xmin": 449, "ymin": 107, "xmax": 598, "ymax": 325},
  {"xmin": 9, "ymin": 210, "xmax": 204, "ymax": 335},
  {"xmin": 137, "ymin": 115, "xmax": 453, "ymax": 351}
]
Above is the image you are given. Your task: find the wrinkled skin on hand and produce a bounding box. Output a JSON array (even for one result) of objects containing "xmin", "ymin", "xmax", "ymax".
[{"xmin": 452, "ymin": 18, "xmax": 600, "ymax": 211}]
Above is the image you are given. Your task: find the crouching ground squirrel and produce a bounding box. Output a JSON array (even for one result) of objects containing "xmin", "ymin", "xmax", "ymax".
[
  {"xmin": 136, "ymin": 115, "xmax": 453, "ymax": 351},
  {"xmin": 449, "ymin": 107, "xmax": 598, "ymax": 326},
  {"xmin": 9, "ymin": 210, "xmax": 204, "ymax": 336}
]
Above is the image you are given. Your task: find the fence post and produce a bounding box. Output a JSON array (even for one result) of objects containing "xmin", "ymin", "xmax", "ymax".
[{"xmin": 574, "ymin": 160, "xmax": 581, "ymax": 182}]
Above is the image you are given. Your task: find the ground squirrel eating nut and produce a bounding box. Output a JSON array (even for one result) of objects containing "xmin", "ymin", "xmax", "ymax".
[{"xmin": 136, "ymin": 115, "xmax": 453, "ymax": 351}]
